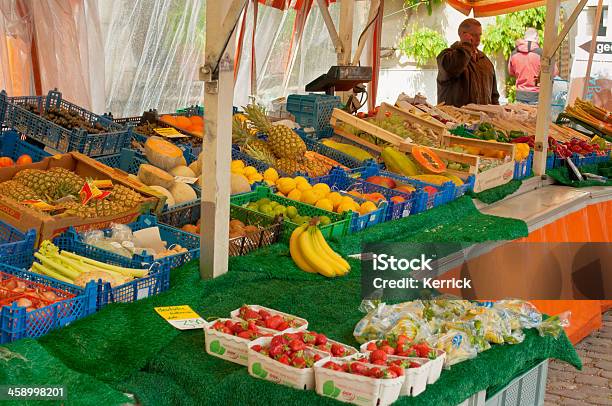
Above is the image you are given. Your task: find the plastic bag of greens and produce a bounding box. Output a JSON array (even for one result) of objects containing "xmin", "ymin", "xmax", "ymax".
[
  {"xmin": 493, "ymin": 300, "xmax": 542, "ymax": 330},
  {"xmin": 427, "ymin": 330, "xmax": 478, "ymax": 367},
  {"xmin": 353, "ymin": 301, "xmax": 426, "ymax": 344},
  {"xmin": 423, "ymin": 298, "xmax": 476, "ymax": 321},
  {"xmin": 537, "ymin": 311, "xmax": 571, "ymax": 339},
  {"xmin": 440, "ymin": 320, "xmax": 490, "ymax": 353},
  {"xmin": 503, "ymin": 329, "xmax": 525, "ymax": 345}
]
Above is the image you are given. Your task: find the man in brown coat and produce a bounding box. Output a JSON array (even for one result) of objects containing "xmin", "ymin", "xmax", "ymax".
[{"xmin": 437, "ymin": 18, "xmax": 499, "ymax": 107}]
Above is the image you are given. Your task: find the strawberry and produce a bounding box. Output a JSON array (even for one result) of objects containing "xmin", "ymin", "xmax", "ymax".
[
  {"xmin": 241, "ymin": 308, "xmax": 261, "ymax": 321},
  {"xmin": 379, "ymin": 345, "xmax": 395, "ymax": 355},
  {"xmin": 413, "ymin": 343, "xmax": 431, "ymax": 358},
  {"xmin": 369, "ymin": 349, "xmax": 388, "ymax": 363},
  {"xmin": 292, "ymin": 357, "xmax": 306, "ymax": 368},
  {"xmin": 231, "ymin": 322, "xmax": 246, "ymax": 335},
  {"xmin": 224, "ymin": 320, "xmax": 234, "ymax": 329},
  {"xmin": 315, "ymin": 334, "xmax": 328, "ymax": 346},
  {"xmin": 383, "ymin": 370, "xmax": 398, "ymax": 379},
  {"xmin": 251, "ymin": 345, "xmax": 262, "ymax": 352},
  {"xmin": 265, "ymin": 315, "xmax": 283, "ymax": 330},
  {"xmin": 323, "ymin": 361, "xmax": 339, "ymax": 370},
  {"xmin": 289, "ymin": 340, "xmax": 306, "ymax": 352},
  {"xmin": 277, "ymin": 354, "xmax": 290, "ymax": 365},
  {"xmin": 371, "ymin": 359, "xmax": 386, "ymax": 366},
  {"xmin": 348, "ymin": 362, "xmax": 368, "ymax": 375},
  {"xmin": 270, "ymin": 335, "xmax": 288, "ymax": 347},
  {"xmin": 428, "ymin": 349, "xmax": 438, "ymax": 360},
  {"xmin": 388, "ymin": 365, "xmax": 404, "ymax": 377},
  {"xmin": 302, "ymin": 332, "xmax": 316, "ymax": 343},
  {"xmin": 368, "ymin": 367, "xmax": 384, "ymax": 379},
  {"xmin": 410, "ymin": 361, "xmax": 421, "ymax": 369},
  {"xmin": 366, "ymin": 342, "xmax": 378, "ymax": 351},
  {"xmin": 276, "ymin": 321, "xmax": 290, "ymax": 331},
  {"xmin": 313, "ymin": 354, "xmax": 322, "ymax": 362},
  {"xmin": 283, "ymin": 333, "xmax": 299, "ymax": 341},
  {"xmin": 269, "ymin": 344, "xmax": 284, "ymax": 358},
  {"xmin": 330, "ymin": 343, "xmax": 346, "ymax": 357},
  {"xmin": 237, "ymin": 330, "xmax": 252, "ymax": 340},
  {"xmin": 259, "ymin": 309, "xmax": 271, "ymax": 320},
  {"xmin": 397, "ymin": 334, "xmax": 409, "ymax": 346}
]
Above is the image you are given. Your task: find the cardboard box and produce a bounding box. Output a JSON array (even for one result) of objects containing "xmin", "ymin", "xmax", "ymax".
[{"xmin": 0, "ymin": 152, "xmax": 163, "ymax": 246}]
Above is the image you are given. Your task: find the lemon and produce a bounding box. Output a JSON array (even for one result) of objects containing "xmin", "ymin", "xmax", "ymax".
[
  {"xmin": 243, "ymin": 166, "xmax": 258, "ymax": 177},
  {"xmin": 231, "ymin": 160, "xmax": 245, "ymax": 172},
  {"xmin": 248, "ymin": 173, "xmax": 263, "ymax": 183},
  {"xmin": 300, "ymin": 189, "xmax": 320, "ymax": 205},
  {"xmin": 287, "ymin": 189, "xmax": 302, "ymax": 201},
  {"xmin": 315, "ymin": 198, "xmax": 334, "ymax": 212},
  {"xmin": 263, "ymin": 167, "xmax": 279, "ymax": 182},
  {"xmin": 327, "ymin": 192, "xmax": 343, "ymax": 209},
  {"xmin": 294, "ymin": 176, "xmax": 308, "ymax": 185},
  {"xmin": 340, "ymin": 195, "xmax": 356, "ymax": 206},
  {"xmin": 296, "ymin": 182, "xmax": 312, "ymax": 192},
  {"xmin": 276, "ymin": 177, "xmax": 296, "ymax": 195},
  {"xmin": 312, "ymin": 183, "xmax": 331, "ymax": 196}
]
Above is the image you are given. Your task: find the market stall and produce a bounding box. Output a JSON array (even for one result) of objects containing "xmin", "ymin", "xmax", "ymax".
[{"xmin": 0, "ymin": 0, "xmax": 610, "ymax": 405}]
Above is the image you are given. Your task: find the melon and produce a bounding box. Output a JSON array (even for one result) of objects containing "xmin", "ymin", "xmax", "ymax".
[
  {"xmin": 231, "ymin": 173, "xmax": 251, "ymax": 195},
  {"xmin": 149, "ymin": 185, "xmax": 176, "ymax": 208},
  {"xmin": 144, "ymin": 136, "xmax": 184, "ymax": 170},
  {"xmin": 169, "ymin": 165, "xmax": 196, "ymax": 178},
  {"xmin": 138, "ymin": 164, "xmax": 175, "ymax": 189},
  {"xmin": 169, "ymin": 182, "xmax": 197, "ymax": 205}
]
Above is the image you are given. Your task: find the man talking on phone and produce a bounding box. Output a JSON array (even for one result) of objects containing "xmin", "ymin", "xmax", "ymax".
[{"xmin": 436, "ymin": 18, "xmax": 500, "ymax": 107}]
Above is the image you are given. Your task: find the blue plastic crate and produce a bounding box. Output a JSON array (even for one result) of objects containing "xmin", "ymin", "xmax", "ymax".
[
  {"xmin": 42, "ymin": 232, "xmax": 170, "ymax": 310},
  {"xmin": 352, "ymin": 164, "xmax": 455, "ymax": 214},
  {"xmin": 286, "ymin": 94, "xmax": 340, "ymax": 134},
  {"xmin": 0, "ymin": 220, "xmax": 36, "ymax": 269},
  {"xmin": 0, "ymin": 89, "xmax": 132, "ymax": 157},
  {"xmin": 0, "ymin": 263, "xmax": 97, "ymax": 344},
  {"xmin": 310, "ymin": 168, "xmax": 418, "ymax": 222},
  {"xmin": 514, "ymin": 151, "xmax": 534, "ymax": 180},
  {"xmin": 0, "ymin": 130, "xmax": 51, "ymax": 162}
]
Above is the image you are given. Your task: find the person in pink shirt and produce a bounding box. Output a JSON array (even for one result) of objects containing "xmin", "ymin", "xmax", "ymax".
[{"xmin": 508, "ymin": 28, "xmax": 558, "ymax": 105}]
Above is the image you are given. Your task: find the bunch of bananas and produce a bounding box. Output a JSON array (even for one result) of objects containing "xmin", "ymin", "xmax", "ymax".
[{"xmin": 289, "ymin": 222, "xmax": 350, "ymax": 277}]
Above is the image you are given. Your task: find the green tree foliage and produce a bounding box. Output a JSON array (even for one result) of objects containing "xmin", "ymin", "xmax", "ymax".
[
  {"xmin": 403, "ymin": 0, "xmax": 443, "ymax": 15},
  {"xmin": 398, "ymin": 26, "xmax": 447, "ymax": 66},
  {"xmin": 482, "ymin": 7, "xmax": 546, "ymax": 59}
]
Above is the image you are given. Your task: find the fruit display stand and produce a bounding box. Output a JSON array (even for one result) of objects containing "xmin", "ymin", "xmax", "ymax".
[
  {"xmin": 0, "ymin": 152, "xmax": 164, "ymax": 246},
  {"xmin": 230, "ymin": 186, "xmax": 351, "ymax": 240},
  {"xmin": 0, "ymin": 262, "xmax": 97, "ymax": 344},
  {"xmin": 0, "ymin": 90, "xmax": 132, "ymax": 157}
]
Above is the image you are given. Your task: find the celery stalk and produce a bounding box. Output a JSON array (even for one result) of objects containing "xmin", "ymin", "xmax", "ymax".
[
  {"xmin": 59, "ymin": 255, "xmax": 131, "ymax": 280},
  {"xmin": 60, "ymin": 251, "xmax": 148, "ymax": 278},
  {"xmin": 34, "ymin": 253, "xmax": 80, "ymax": 280},
  {"xmin": 32, "ymin": 263, "xmax": 73, "ymax": 284}
]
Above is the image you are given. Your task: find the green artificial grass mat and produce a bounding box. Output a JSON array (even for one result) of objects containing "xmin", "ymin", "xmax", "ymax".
[
  {"xmin": 469, "ymin": 179, "xmax": 525, "ymax": 204},
  {"xmin": 0, "ymin": 196, "xmax": 575, "ymax": 406},
  {"xmin": 547, "ymin": 161, "xmax": 612, "ymax": 188}
]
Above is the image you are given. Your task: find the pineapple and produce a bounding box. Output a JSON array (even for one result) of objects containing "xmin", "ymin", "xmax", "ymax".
[
  {"xmin": 14, "ymin": 168, "xmax": 84, "ymax": 201},
  {"xmin": 302, "ymin": 157, "xmax": 329, "ymax": 178},
  {"xmin": 243, "ymin": 105, "xmax": 306, "ymax": 159},
  {"xmin": 275, "ymin": 158, "xmax": 304, "ymax": 176},
  {"xmin": 232, "ymin": 114, "xmax": 277, "ymax": 165},
  {"xmin": 0, "ymin": 180, "xmax": 40, "ymax": 201}
]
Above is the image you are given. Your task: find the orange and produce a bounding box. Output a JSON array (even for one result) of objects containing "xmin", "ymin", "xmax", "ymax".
[
  {"xmin": 160, "ymin": 115, "xmax": 177, "ymax": 126},
  {"xmin": 190, "ymin": 115, "xmax": 204, "ymax": 126},
  {"xmin": 336, "ymin": 202, "xmax": 357, "ymax": 214},
  {"xmin": 359, "ymin": 201, "xmax": 377, "ymax": 215},
  {"xmin": 315, "ymin": 198, "xmax": 334, "ymax": 212}
]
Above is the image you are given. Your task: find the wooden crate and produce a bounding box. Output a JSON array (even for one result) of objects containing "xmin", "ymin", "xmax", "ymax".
[
  {"xmin": 440, "ymin": 134, "xmax": 516, "ymax": 161},
  {"xmin": 398, "ymin": 142, "xmax": 516, "ymax": 193},
  {"xmin": 376, "ymin": 102, "xmax": 449, "ymax": 142},
  {"xmin": 330, "ymin": 108, "xmax": 406, "ymax": 152}
]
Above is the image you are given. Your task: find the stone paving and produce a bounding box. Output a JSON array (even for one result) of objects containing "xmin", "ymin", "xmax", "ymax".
[{"xmin": 545, "ymin": 311, "xmax": 612, "ymax": 405}]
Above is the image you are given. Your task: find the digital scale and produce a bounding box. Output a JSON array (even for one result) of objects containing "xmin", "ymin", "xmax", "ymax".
[{"xmin": 306, "ymin": 66, "xmax": 373, "ymax": 113}]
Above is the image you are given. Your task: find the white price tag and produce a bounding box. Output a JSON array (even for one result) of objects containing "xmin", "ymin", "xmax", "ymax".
[{"xmin": 402, "ymin": 209, "xmax": 410, "ymax": 217}]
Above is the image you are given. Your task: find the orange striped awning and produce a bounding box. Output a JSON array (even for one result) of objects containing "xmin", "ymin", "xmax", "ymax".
[{"xmin": 446, "ymin": 0, "xmax": 547, "ymax": 17}]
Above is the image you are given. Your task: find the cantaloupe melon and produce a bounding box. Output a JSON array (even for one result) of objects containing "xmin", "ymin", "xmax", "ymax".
[
  {"xmin": 169, "ymin": 165, "xmax": 196, "ymax": 178},
  {"xmin": 231, "ymin": 173, "xmax": 251, "ymax": 195},
  {"xmin": 149, "ymin": 185, "xmax": 176, "ymax": 208},
  {"xmin": 138, "ymin": 164, "xmax": 175, "ymax": 189},
  {"xmin": 169, "ymin": 182, "xmax": 197, "ymax": 205},
  {"xmin": 144, "ymin": 136, "xmax": 184, "ymax": 170}
]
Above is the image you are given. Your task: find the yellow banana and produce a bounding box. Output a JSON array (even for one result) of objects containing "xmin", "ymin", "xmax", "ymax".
[
  {"xmin": 290, "ymin": 225, "xmax": 317, "ymax": 273},
  {"xmin": 298, "ymin": 227, "xmax": 336, "ymax": 277},
  {"xmin": 309, "ymin": 229, "xmax": 346, "ymax": 276},
  {"xmin": 312, "ymin": 227, "xmax": 350, "ymax": 275}
]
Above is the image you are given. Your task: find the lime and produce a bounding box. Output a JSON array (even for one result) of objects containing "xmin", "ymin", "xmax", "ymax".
[
  {"xmin": 247, "ymin": 202, "xmax": 259, "ymax": 211},
  {"xmin": 259, "ymin": 204, "xmax": 273, "ymax": 215},
  {"xmin": 286, "ymin": 206, "xmax": 298, "ymax": 219},
  {"xmin": 257, "ymin": 198, "xmax": 271, "ymax": 205},
  {"xmin": 274, "ymin": 206, "xmax": 286, "ymax": 216},
  {"xmin": 269, "ymin": 201, "xmax": 279, "ymax": 209},
  {"xmin": 319, "ymin": 215, "xmax": 331, "ymax": 226}
]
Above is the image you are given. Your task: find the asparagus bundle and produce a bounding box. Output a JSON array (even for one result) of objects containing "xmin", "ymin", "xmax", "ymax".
[{"xmin": 31, "ymin": 241, "xmax": 149, "ymax": 287}]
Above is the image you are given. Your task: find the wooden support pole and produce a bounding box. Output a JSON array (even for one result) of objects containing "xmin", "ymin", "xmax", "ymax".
[
  {"xmin": 548, "ymin": 0, "xmax": 588, "ymax": 60},
  {"xmin": 200, "ymin": 1, "xmax": 242, "ymax": 279},
  {"xmin": 316, "ymin": 0, "xmax": 342, "ymax": 54},
  {"xmin": 582, "ymin": 0, "xmax": 604, "ymax": 99},
  {"xmin": 338, "ymin": 0, "xmax": 355, "ymax": 65},
  {"xmin": 352, "ymin": 0, "xmax": 380, "ymax": 66},
  {"xmin": 533, "ymin": 0, "xmax": 560, "ymax": 177}
]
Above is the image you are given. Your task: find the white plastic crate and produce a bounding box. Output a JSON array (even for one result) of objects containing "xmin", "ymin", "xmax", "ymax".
[
  {"xmin": 247, "ymin": 336, "xmax": 316, "ymax": 390},
  {"xmin": 313, "ymin": 357, "xmax": 405, "ymax": 406},
  {"xmin": 203, "ymin": 318, "xmax": 273, "ymax": 366}
]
